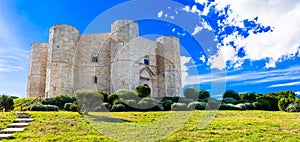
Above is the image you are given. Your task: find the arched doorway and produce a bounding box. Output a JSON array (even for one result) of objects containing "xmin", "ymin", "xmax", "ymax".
[{"xmin": 139, "ymin": 67, "xmax": 154, "ymax": 97}]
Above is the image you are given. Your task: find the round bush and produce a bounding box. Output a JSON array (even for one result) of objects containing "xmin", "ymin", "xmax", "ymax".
[
  {"xmin": 222, "ymin": 97, "xmax": 238, "ymax": 104},
  {"xmin": 171, "ymin": 103, "xmax": 187, "ymax": 111},
  {"xmin": 286, "ymin": 103, "xmax": 300, "ymax": 112},
  {"xmin": 198, "ymin": 89, "xmax": 210, "ymax": 99},
  {"xmin": 111, "ymin": 104, "xmax": 126, "ymax": 112},
  {"xmin": 64, "ymin": 103, "xmax": 73, "ymax": 111},
  {"xmin": 188, "ymin": 102, "xmax": 206, "ymax": 110},
  {"xmin": 162, "ymin": 100, "xmax": 173, "ymax": 111},
  {"xmin": 30, "ymin": 104, "xmax": 58, "ymax": 111},
  {"xmin": 123, "ymin": 99, "xmax": 137, "ymax": 109},
  {"xmin": 69, "ymin": 103, "xmax": 79, "ymax": 112},
  {"xmin": 223, "ymin": 90, "xmax": 240, "ymax": 100},
  {"xmin": 0, "ymin": 95, "xmax": 14, "ymax": 111},
  {"xmin": 257, "ymin": 96, "xmax": 279, "ymax": 111},
  {"xmin": 278, "ymin": 98, "xmax": 295, "ymax": 111},
  {"xmin": 219, "ymin": 103, "xmax": 240, "ymax": 110},
  {"xmin": 136, "ymin": 85, "xmax": 151, "ymax": 98},
  {"xmin": 178, "ymin": 98, "xmax": 195, "ymax": 104},
  {"xmin": 138, "ymin": 97, "xmax": 159, "ymax": 109},
  {"xmin": 253, "ymin": 99, "xmax": 271, "ymax": 110}
]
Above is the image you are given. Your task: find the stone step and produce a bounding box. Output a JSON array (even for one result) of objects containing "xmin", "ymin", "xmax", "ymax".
[
  {"xmin": 0, "ymin": 134, "xmax": 13, "ymax": 140},
  {"xmin": 14, "ymin": 118, "xmax": 33, "ymax": 123},
  {"xmin": 16, "ymin": 113, "xmax": 32, "ymax": 119},
  {"xmin": 7, "ymin": 123, "xmax": 29, "ymax": 128},
  {"xmin": 0, "ymin": 128, "xmax": 24, "ymax": 134}
]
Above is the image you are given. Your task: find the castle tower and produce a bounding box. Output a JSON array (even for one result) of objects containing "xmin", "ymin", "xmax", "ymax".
[
  {"xmin": 156, "ymin": 36, "xmax": 182, "ymax": 97},
  {"xmin": 45, "ymin": 25, "xmax": 79, "ymax": 98},
  {"xmin": 27, "ymin": 43, "xmax": 48, "ymax": 98},
  {"xmin": 110, "ymin": 20, "xmax": 139, "ymax": 92}
]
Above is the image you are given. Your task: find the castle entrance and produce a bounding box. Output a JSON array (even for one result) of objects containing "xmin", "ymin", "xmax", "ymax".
[{"xmin": 140, "ymin": 68, "xmax": 154, "ymax": 97}]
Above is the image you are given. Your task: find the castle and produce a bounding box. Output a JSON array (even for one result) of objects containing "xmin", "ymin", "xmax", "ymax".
[{"xmin": 27, "ymin": 20, "xmax": 182, "ymax": 98}]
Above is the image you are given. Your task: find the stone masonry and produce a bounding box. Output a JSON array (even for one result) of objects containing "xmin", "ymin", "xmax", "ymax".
[{"xmin": 26, "ymin": 20, "xmax": 182, "ymax": 98}]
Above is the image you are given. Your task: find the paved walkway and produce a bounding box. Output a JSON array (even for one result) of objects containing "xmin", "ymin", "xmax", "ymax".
[{"xmin": 0, "ymin": 112, "xmax": 33, "ymax": 140}]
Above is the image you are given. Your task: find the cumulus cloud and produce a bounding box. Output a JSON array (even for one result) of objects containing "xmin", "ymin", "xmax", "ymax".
[
  {"xmin": 183, "ymin": 0, "xmax": 300, "ymax": 69},
  {"xmin": 180, "ymin": 56, "xmax": 192, "ymax": 87}
]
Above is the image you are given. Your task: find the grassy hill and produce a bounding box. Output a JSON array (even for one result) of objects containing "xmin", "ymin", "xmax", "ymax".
[{"xmin": 1, "ymin": 111, "xmax": 300, "ymax": 141}]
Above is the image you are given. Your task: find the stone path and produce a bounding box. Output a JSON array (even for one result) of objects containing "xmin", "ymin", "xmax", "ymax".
[{"xmin": 0, "ymin": 112, "xmax": 33, "ymax": 140}]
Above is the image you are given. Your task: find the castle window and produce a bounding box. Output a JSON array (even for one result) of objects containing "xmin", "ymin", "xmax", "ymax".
[
  {"xmin": 144, "ymin": 55, "xmax": 149, "ymax": 65},
  {"xmin": 94, "ymin": 76, "xmax": 97, "ymax": 83},
  {"xmin": 92, "ymin": 56, "xmax": 98, "ymax": 62}
]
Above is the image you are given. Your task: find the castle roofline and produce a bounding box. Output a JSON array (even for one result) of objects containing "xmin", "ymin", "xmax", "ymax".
[{"xmin": 50, "ymin": 24, "xmax": 79, "ymax": 32}]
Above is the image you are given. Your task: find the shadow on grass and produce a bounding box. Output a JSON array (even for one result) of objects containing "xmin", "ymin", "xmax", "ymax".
[{"xmin": 87, "ymin": 115, "xmax": 131, "ymax": 123}]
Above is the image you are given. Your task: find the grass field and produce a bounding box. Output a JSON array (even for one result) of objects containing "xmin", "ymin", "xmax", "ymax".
[
  {"xmin": 1, "ymin": 111, "xmax": 300, "ymax": 141},
  {"xmin": 0, "ymin": 112, "xmax": 16, "ymax": 130}
]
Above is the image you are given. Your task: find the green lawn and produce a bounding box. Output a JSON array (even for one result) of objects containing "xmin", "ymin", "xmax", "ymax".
[
  {"xmin": 0, "ymin": 112, "xmax": 16, "ymax": 130},
  {"xmin": 1, "ymin": 111, "xmax": 300, "ymax": 142}
]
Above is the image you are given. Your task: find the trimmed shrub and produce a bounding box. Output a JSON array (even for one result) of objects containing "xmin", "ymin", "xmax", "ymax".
[
  {"xmin": 253, "ymin": 99, "xmax": 271, "ymax": 110},
  {"xmin": 108, "ymin": 94, "xmax": 119, "ymax": 105},
  {"xmin": 198, "ymin": 89, "xmax": 210, "ymax": 100},
  {"xmin": 222, "ymin": 97, "xmax": 238, "ymax": 104},
  {"xmin": 162, "ymin": 100, "xmax": 173, "ymax": 111},
  {"xmin": 30, "ymin": 104, "xmax": 58, "ymax": 111},
  {"xmin": 278, "ymin": 98, "xmax": 295, "ymax": 111},
  {"xmin": 219, "ymin": 103, "xmax": 240, "ymax": 110},
  {"xmin": 240, "ymin": 103, "xmax": 255, "ymax": 110},
  {"xmin": 64, "ymin": 103, "xmax": 73, "ymax": 111},
  {"xmin": 187, "ymin": 102, "xmax": 206, "ymax": 110},
  {"xmin": 123, "ymin": 99, "xmax": 137, "ymax": 111},
  {"xmin": 286, "ymin": 103, "xmax": 300, "ymax": 112},
  {"xmin": 69, "ymin": 103, "xmax": 79, "ymax": 112},
  {"xmin": 171, "ymin": 103, "xmax": 187, "ymax": 111},
  {"xmin": 178, "ymin": 98, "xmax": 195, "ymax": 104},
  {"xmin": 138, "ymin": 97, "xmax": 159, "ymax": 110},
  {"xmin": 239, "ymin": 93, "xmax": 256, "ymax": 102},
  {"xmin": 53, "ymin": 94, "xmax": 73, "ymax": 109},
  {"xmin": 0, "ymin": 95, "xmax": 14, "ymax": 111},
  {"xmin": 136, "ymin": 85, "xmax": 151, "ymax": 98},
  {"xmin": 99, "ymin": 92, "xmax": 109, "ymax": 103},
  {"xmin": 257, "ymin": 96, "xmax": 279, "ymax": 111},
  {"xmin": 184, "ymin": 87, "xmax": 198, "ymax": 100},
  {"xmin": 111, "ymin": 104, "xmax": 126, "ymax": 112},
  {"xmin": 223, "ymin": 90, "xmax": 240, "ymax": 100}
]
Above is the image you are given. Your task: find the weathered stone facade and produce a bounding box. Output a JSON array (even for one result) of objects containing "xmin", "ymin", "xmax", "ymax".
[{"xmin": 27, "ymin": 20, "xmax": 182, "ymax": 98}]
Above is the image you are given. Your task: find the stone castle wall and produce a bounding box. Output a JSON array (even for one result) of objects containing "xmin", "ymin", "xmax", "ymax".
[
  {"xmin": 27, "ymin": 43, "xmax": 48, "ymax": 98},
  {"xmin": 27, "ymin": 20, "xmax": 182, "ymax": 98}
]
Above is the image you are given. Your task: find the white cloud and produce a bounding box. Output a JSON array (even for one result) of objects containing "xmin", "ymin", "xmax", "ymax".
[
  {"xmin": 199, "ymin": 55, "xmax": 206, "ymax": 63},
  {"xmin": 182, "ymin": 5, "xmax": 200, "ymax": 15},
  {"xmin": 184, "ymin": 65, "xmax": 300, "ymax": 86},
  {"xmin": 295, "ymin": 91, "xmax": 300, "ymax": 95},
  {"xmin": 180, "ymin": 56, "xmax": 192, "ymax": 87},
  {"xmin": 192, "ymin": 26, "xmax": 202, "ymax": 35},
  {"xmin": 269, "ymin": 81, "xmax": 300, "ymax": 88},
  {"xmin": 213, "ymin": 0, "xmax": 300, "ymax": 69},
  {"xmin": 157, "ymin": 10, "xmax": 163, "ymax": 18},
  {"xmin": 182, "ymin": 0, "xmax": 300, "ymax": 69}
]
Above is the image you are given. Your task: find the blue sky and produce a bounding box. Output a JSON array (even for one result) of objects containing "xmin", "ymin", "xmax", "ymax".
[{"xmin": 0, "ymin": 0, "xmax": 300, "ymax": 98}]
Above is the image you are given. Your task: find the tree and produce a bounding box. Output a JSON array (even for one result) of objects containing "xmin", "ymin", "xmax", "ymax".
[
  {"xmin": 223, "ymin": 90, "xmax": 240, "ymax": 100},
  {"xmin": 239, "ymin": 93, "xmax": 256, "ymax": 102},
  {"xmin": 184, "ymin": 87, "xmax": 198, "ymax": 100},
  {"xmin": 198, "ymin": 89, "xmax": 210, "ymax": 99},
  {"xmin": 136, "ymin": 85, "xmax": 151, "ymax": 98},
  {"xmin": 0, "ymin": 95, "xmax": 14, "ymax": 111}
]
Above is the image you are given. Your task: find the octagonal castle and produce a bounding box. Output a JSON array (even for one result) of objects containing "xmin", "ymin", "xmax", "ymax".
[{"xmin": 27, "ymin": 20, "xmax": 182, "ymax": 98}]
